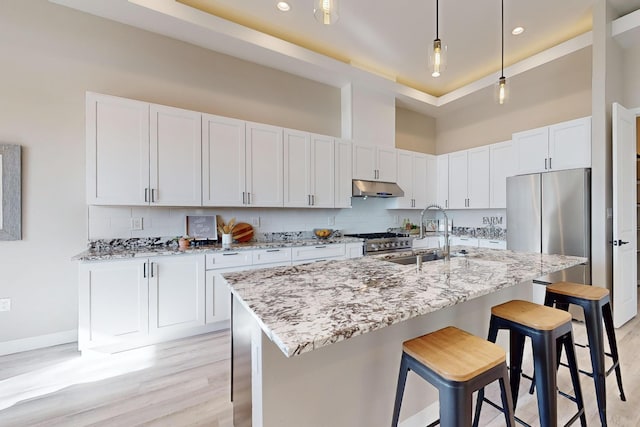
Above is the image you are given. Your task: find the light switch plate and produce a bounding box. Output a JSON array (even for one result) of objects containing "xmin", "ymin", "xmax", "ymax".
[
  {"xmin": 327, "ymin": 216, "xmax": 335, "ymax": 226},
  {"xmin": 0, "ymin": 298, "xmax": 11, "ymax": 312},
  {"xmin": 131, "ymin": 217, "xmax": 143, "ymax": 230}
]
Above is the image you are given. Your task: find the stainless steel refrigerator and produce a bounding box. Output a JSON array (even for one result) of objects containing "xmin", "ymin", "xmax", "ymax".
[{"xmin": 507, "ymin": 168, "xmax": 591, "ymax": 287}]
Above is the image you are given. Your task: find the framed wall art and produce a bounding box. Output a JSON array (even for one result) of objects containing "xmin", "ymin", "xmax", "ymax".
[{"xmin": 0, "ymin": 144, "xmax": 22, "ymax": 241}]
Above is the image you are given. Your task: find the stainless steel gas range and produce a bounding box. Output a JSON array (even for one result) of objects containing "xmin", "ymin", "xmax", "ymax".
[{"xmin": 343, "ymin": 232, "xmax": 413, "ymax": 255}]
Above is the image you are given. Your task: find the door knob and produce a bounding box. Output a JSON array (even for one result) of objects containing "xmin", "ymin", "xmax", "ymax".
[{"xmin": 610, "ymin": 240, "xmax": 630, "ymax": 246}]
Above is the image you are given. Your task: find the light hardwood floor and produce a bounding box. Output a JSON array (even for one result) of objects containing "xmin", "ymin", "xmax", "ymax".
[{"xmin": 0, "ymin": 291, "xmax": 638, "ymax": 426}]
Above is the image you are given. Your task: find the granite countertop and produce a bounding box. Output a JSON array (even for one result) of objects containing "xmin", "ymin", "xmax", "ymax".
[
  {"xmin": 73, "ymin": 237, "xmax": 363, "ymax": 261},
  {"xmin": 222, "ymin": 247, "xmax": 586, "ymax": 358}
]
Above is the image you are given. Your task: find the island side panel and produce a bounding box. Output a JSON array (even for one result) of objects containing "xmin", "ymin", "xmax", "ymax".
[
  {"xmin": 232, "ymin": 296, "xmax": 258, "ymax": 427},
  {"xmin": 257, "ymin": 284, "xmax": 530, "ymax": 427}
]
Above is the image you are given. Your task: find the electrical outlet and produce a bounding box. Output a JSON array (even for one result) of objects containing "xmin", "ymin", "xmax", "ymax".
[
  {"xmin": 393, "ymin": 215, "xmax": 399, "ymax": 224},
  {"xmin": 251, "ymin": 217, "xmax": 260, "ymax": 227},
  {"xmin": 328, "ymin": 216, "xmax": 335, "ymax": 226},
  {"xmin": 0, "ymin": 298, "xmax": 11, "ymax": 312},
  {"xmin": 131, "ymin": 217, "xmax": 143, "ymax": 230}
]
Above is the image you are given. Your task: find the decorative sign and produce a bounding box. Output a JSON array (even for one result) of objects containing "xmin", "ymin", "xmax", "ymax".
[{"xmin": 186, "ymin": 215, "xmax": 218, "ymax": 240}]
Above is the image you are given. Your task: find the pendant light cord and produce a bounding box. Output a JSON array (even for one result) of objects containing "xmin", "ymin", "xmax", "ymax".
[
  {"xmin": 436, "ymin": 0, "xmax": 439, "ymax": 40},
  {"xmin": 501, "ymin": 0, "xmax": 504, "ymax": 78}
]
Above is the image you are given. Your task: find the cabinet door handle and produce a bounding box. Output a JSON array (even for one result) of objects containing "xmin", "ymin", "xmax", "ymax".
[
  {"xmin": 143, "ymin": 262, "xmax": 147, "ymax": 278},
  {"xmin": 308, "ymin": 194, "xmax": 311, "ymax": 206},
  {"xmin": 144, "ymin": 188, "xmax": 149, "ymax": 203},
  {"xmin": 445, "ymin": 199, "xmax": 448, "ymax": 208},
  {"xmin": 312, "ymin": 195, "xmax": 315, "ymax": 205},
  {"xmin": 150, "ymin": 262, "xmax": 155, "ymax": 278},
  {"xmin": 544, "ymin": 158, "xmax": 548, "ymax": 170},
  {"xmin": 247, "ymin": 192, "xmax": 251, "ymax": 205},
  {"xmin": 549, "ymin": 157, "xmax": 552, "ymax": 169},
  {"xmin": 151, "ymin": 188, "xmax": 156, "ymax": 203}
]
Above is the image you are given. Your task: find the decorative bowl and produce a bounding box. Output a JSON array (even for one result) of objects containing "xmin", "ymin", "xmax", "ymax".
[{"xmin": 313, "ymin": 228, "xmax": 334, "ymax": 239}]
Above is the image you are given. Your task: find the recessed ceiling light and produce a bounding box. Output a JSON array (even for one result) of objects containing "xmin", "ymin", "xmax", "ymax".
[
  {"xmin": 511, "ymin": 26, "xmax": 524, "ymax": 36},
  {"xmin": 277, "ymin": 2, "xmax": 291, "ymax": 12}
]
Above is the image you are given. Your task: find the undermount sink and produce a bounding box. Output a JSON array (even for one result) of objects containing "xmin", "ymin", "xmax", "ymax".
[{"xmin": 386, "ymin": 252, "xmax": 445, "ymax": 265}]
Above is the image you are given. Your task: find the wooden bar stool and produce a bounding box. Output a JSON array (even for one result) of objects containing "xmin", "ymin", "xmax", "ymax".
[
  {"xmin": 391, "ymin": 326, "xmax": 515, "ymax": 427},
  {"xmin": 473, "ymin": 300, "xmax": 586, "ymax": 427},
  {"xmin": 544, "ymin": 282, "xmax": 626, "ymax": 427}
]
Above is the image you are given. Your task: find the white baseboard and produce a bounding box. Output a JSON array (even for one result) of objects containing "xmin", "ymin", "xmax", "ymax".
[{"xmin": 0, "ymin": 329, "xmax": 77, "ymax": 356}]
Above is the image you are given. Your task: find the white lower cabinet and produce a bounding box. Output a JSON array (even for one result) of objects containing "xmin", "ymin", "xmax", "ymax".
[
  {"xmin": 149, "ymin": 255, "xmax": 205, "ymax": 334},
  {"xmin": 291, "ymin": 244, "xmax": 346, "ymax": 264},
  {"xmin": 346, "ymin": 242, "xmax": 364, "ymax": 258},
  {"xmin": 450, "ymin": 236, "xmax": 479, "ymax": 247},
  {"xmin": 478, "ymin": 239, "xmax": 507, "ymax": 250}
]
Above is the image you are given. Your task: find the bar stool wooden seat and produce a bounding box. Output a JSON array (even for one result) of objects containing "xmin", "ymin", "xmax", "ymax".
[
  {"xmin": 391, "ymin": 326, "xmax": 515, "ymax": 427},
  {"xmin": 544, "ymin": 282, "xmax": 626, "ymax": 427},
  {"xmin": 473, "ymin": 300, "xmax": 586, "ymax": 427}
]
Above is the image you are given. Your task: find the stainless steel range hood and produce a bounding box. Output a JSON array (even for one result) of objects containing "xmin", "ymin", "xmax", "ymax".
[{"xmin": 352, "ymin": 180, "xmax": 404, "ymax": 198}]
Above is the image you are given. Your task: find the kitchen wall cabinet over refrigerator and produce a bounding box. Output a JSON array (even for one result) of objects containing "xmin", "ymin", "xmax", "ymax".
[
  {"xmin": 512, "ymin": 116, "xmax": 591, "ymax": 175},
  {"xmin": 86, "ymin": 92, "xmax": 202, "ymax": 206},
  {"xmin": 352, "ymin": 143, "xmax": 397, "ymax": 182},
  {"xmin": 203, "ymin": 117, "xmax": 284, "ymax": 207},
  {"xmin": 284, "ymin": 130, "xmax": 335, "ymax": 208}
]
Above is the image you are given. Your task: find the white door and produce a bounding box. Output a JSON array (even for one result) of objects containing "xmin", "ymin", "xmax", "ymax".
[
  {"xmin": 448, "ymin": 150, "xmax": 468, "ymax": 209},
  {"xmin": 283, "ymin": 129, "xmax": 311, "ymax": 207},
  {"xmin": 86, "ymin": 92, "xmax": 149, "ymax": 205},
  {"xmin": 202, "ymin": 114, "xmax": 246, "ymax": 206},
  {"xmin": 149, "ymin": 255, "xmax": 206, "ymax": 334},
  {"xmin": 467, "ymin": 146, "xmax": 490, "ymax": 209},
  {"xmin": 334, "ymin": 139, "xmax": 352, "ymax": 208},
  {"xmin": 612, "ymin": 102, "xmax": 637, "ymax": 328},
  {"xmin": 310, "ymin": 134, "xmax": 335, "ymax": 208},
  {"xmin": 150, "ymin": 104, "xmax": 202, "ymax": 206},
  {"xmin": 246, "ymin": 122, "xmax": 284, "ymax": 207}
]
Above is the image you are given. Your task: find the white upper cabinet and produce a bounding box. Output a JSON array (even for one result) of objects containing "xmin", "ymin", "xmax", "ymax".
[
  {"xmin": 202, "ymin": 114, "xmax": 246, "ymax": 207},
  {"xmin": 246, "ymin": 122, "xmax": 284, "ymax": 207},
  {"xmin": 513, "ymin": 116, "xmax": 591, "ymax": 175},
  {"xmin": 447, "ymin": 147, "xmax": 490, "ymax": 209},
  {"xmin": 150, "ymin": 104, "xmax": 202, "ymax": 206},
  {"xmin": 284, "ymin": 131, "xmax": 335, "ymax": 208},
  {"xmin": 489, "ymin": 140, "xmax": 514, "ymax": 209},
  {"xmin": 392, "ymin": 150, "xmax": 429, "ymax": 209},
  {"xmin": 548, "ymin": 117, "xmax": 591, "ymax": 171},
  {"xmin": 87, "ymin": 93, "xmax": 202, "ymax": 206},
  {"xmin": 352, "ymin": 143, "xmax": 397, "ymax": 182},
  {"xmin": 334, "ymin": 139, "xmax": 353, "ymax": 208},
  {"xmin": 86, "ymin": 92, "xmax": 149, "ymax": 205},
  {"xmin": 436, "ymin": 154, "xmax": 449, "ymax": 209},
  {"xmin": 425, "ymin": 154, "xmax": 437, "ymax": 206}
]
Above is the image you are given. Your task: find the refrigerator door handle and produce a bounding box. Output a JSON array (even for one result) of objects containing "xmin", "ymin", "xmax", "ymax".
[{"xmin": 610, "ymin": 240, "xmax": 629, "ymax": 246}]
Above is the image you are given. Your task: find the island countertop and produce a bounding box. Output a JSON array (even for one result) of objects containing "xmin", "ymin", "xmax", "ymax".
[{"xmin": 222, "ymin": 247, "xmax": 586, "ymax": 358}]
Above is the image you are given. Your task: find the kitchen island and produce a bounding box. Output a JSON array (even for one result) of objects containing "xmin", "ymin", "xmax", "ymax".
[{"xmin": 222, "ymin": 247, "xmax": 586, "ymax": 427}]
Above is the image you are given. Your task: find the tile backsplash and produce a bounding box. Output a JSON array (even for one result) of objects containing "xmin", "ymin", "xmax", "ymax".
[{"xmin": 87, "ymin": 198, "xmax": 506, "ymax": 240}]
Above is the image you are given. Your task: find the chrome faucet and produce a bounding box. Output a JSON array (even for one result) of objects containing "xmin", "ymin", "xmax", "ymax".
[{"xmin": 419, "ymin": 203, "xmax": 450, "ymax": 259}]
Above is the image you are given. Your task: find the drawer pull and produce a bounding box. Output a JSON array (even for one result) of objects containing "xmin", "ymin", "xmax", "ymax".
[
  {"xmin": 266, "ymin": 249, "xmax": 280, "ymax": 253},
  {"xmin": 222, "ymin": 252, "xmax": 239, "ymax": 256},
  {"xmin": 314, "ymin": 246, "xmax": 327, "ymax": 249}
]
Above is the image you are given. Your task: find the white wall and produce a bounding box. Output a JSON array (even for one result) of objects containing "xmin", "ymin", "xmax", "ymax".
[
  {"xmin": 0, "ymin": 0, "xmax": 342, "ymax": 346},
  {"xmin": 622, "ymin": 42, "xmax": 640, "ymax": 108}
]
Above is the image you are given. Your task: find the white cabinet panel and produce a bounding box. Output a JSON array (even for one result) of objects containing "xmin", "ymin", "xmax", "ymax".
[
  {"xmin": 310, "ymin": 134, "xmax": 335, "ymax": 208},
  {"xmin": 291, "ymin": 244, "xmax": 346, "ymax": 262},
  {"xmin": 335, "ymin": 139, "xmax": 353, "ymax": 208},
  {"xmin": 467, "ymin": 146, "xmax": 490, "ymax": 209},
  {"xmin": 284, "ymin": 129, "xmax": 311, "ymax": 207},
  {"xmin": 150, "ymin": 104, "xmax": 202, "ymax": 206},
  {"xmin": 202, "ymin": 114, "xmax": 246, "ymax": 207},
  {"xmin": 425, "ymin": 154, "xmax": 437, "ymax": 206},
  {"xmin": 448, "ymin": 151, "xmax": 468, "ymax": 209},
  {"xmin": 206, "ymin": 251, "xmax": 253, "ymax": 269},
  {"xmin": 352, "ymin": 143, "xmax": 397, "ymax": 182},
  {"xmin": 450, "ymin": 236, "xmax": 479, "ymax": 247},
  {"xmin": 549, "ymin": 117, "xmax": 591, "ymax": 171},
  {"xmin": 513, "ymin": 126, "xmax": 548, "ymax": 174},
  {"xmin": 345, "ymin": 242, "xmax": 364, "ymax": 258},
  {"xmin": 246, "ymin": 122, "xmax": 284, "ymax": 207},
  {"xmin": 252, "ymin": 248, "xmax": 292, "ymax": 265},
  {"xmin": 394, "ymin": 150, "xmax": 414, "ymax": 209},
  {"xmin": 86, "ymin": 92, "xmax": 149, "ymax": 205},
  {"xmin": 79, "ymin": 259, "xmax": 148, "ymax": 350},
  {"xmin": 205, "ymin": 270, "xmax": 236, "ymax": 325},
  {"xmin": 478, "ymin": 239, "xmax": 507, "ymax": 249},
  {"xmin": 149, "ymin": 255, "xmax": 205, "ymax": 334},
  {"xmin": 489, "ymin": 141, "xmax": 514, "ymax": 209},
  {"xmin": 436, "ymin": 154, "xmax": 449, "ymax": 209}
]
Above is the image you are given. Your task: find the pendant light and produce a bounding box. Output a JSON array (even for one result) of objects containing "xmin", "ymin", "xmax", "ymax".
[
  {"xmin": 496, "ymin": 0, "xmax": 508, "ymax": 104},
  {"xmin": 429, "ymin": 0, "xmax": 446, "ymax": 77},
  {"xmin": 314, "ymin": 0, "xmax": 339, "ymax": 25}
]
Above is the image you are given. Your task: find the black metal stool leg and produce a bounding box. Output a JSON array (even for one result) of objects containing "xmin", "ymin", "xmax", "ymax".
[
  {"xmin": 440, "ymin": 385, "xmax": 471, "ymax": 427},
  {"xmin": 563, "ymin": 333, "xmax": 587, "ymax": 427},
  {"xmin": 583, "ymin": 301, "xmax": 608, "ymax": 427},
  {"xmin": 602, "ymin": 301, "xmax": 626, "ymax": 402},
  {"xmin": 509, "ymin": 331, "xmax": 526, "ymax": 410},
  {"xmin": 531, "ymin": 333, "xmax": 558, "ymax": 427},
  {"xmin": 391, "ymin": 355, "xmax": 409, "ymax": 427},
  {"xmin": 498, "ymin": 364, "xmax": 516, "ymax": 427}
]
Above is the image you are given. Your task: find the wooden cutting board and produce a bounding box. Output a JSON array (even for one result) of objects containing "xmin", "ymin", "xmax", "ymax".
[{"xmin": 232, "ymin": 223, "xmax": 254, "ymax": 243}]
